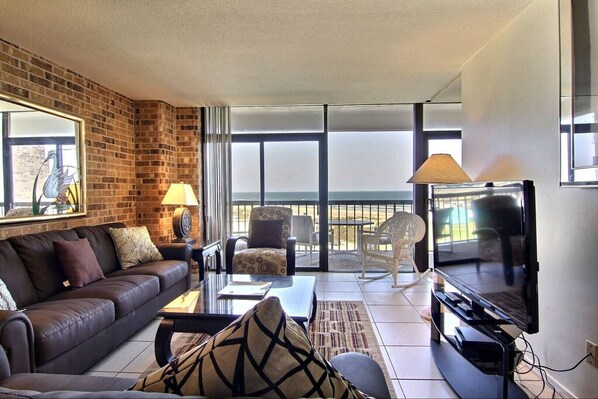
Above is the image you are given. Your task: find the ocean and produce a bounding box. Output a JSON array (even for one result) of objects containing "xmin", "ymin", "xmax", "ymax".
[{"xmin": 232, "ymin": 191, "xmax": 413, "ymax": 201}]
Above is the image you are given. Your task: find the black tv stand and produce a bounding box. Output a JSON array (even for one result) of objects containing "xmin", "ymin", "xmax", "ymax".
[{"xmin": 431, "ymin": 288, "xmax": 527, "ymax": 398}]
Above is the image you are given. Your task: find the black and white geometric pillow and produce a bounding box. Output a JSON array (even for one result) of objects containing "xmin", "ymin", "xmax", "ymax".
[{"xmin": 132, "ymin": 296, "xmax": 364, "ymax": 398}]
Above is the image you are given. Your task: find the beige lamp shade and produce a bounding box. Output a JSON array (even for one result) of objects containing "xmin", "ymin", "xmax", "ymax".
[
  {"xmin": 161, "ymin": 183, "xmax": 199, "ymax": 206},
  {"xmin": 407, "ymin": 153, "xmax": 472, "ymax": 184}
]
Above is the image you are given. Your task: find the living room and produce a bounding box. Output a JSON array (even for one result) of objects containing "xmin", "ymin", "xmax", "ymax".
[{"xmin": 0, "ymin": 0, "xmax": 597, "ymax": 398}]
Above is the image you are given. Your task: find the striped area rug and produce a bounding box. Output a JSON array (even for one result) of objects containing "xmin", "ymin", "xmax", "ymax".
[{"xmin": 142, "ymin": 301, "xmax": 393, "ymax": 395}]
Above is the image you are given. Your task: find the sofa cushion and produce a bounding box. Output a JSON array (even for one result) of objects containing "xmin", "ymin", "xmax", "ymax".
[
  {"xmin": 48, "ymin": 275, "xmax": 160, "ymax": 318},
  {"xmin": 132, "ymin": 296, "xmax": 363, "ymax": 398},
  {"xmin": 109, "ymin": 227, "xmax": 163, "ymax": 269},
  {"xmin": 74, "ymin": 223, "xmax": 126, "ymax": 275},
  {"xmin": 7, "ymin": 230, "xmax": 79, "ymax": 300},
  {"xmin": 107, "ymin": 260, "xmax": 188, "ymax": 291},
  {"xmin": 0, "ymin": 240, "xmax": 38, "ymax": 308},
  {"xmin": 54, "ymin": 238, "xmax": 105, "ymax": 288},
  {"xmin": 0, "ymin": 278, "xmax": 17, "ymax": 310},
  {"xmin": 24, "ymin": 299, "xmax": 115, "ymax": 365}
]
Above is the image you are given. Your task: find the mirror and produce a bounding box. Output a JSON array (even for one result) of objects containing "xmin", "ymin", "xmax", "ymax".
[
  {"xmin": 560, "ymin": 0, "xmax": 598, "ymax": 186},
  {"xmin": 0, "ymin": 93, "xmax": 86, "ymax": 223}
]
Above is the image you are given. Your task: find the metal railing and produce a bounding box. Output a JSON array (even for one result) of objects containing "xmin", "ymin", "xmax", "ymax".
[{"xmin": 232, "ymin": 199, "xmax": 413, "ymax": 252}]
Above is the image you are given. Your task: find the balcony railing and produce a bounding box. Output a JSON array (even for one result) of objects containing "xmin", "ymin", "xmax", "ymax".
[{"xmin": 232, "ymin": 199, "xmax": 413, "ymax": 252}]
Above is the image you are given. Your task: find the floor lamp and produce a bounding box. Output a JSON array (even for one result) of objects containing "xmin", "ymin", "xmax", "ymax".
[{"xmin": 407, "ymin": 154, "xmax": 472, "ymax": 319}]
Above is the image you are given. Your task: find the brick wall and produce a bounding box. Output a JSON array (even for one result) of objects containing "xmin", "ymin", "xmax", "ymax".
[{"xmin": 0, "ymin": 39, "xmax": 203, "ymax": 242}]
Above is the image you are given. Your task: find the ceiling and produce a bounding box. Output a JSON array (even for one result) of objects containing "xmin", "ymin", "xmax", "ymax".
[{"xmin": 0, "ymin": 0, "xmax": 533, "ymax": 107}]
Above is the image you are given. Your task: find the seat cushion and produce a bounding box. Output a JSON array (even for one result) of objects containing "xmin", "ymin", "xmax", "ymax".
[
  {"xmin": 232, "ymin": 248, "xmax": 287, "ymax": 275},
  {"xmin": 49, "ymin": 275, "xmax": 159, "ymax": 318},
  {"xmin": 24, "ymin": 299, "xmax": 115, "ymax": 364},
  {"xmin": 132, "ymin": 297, "xmax": 363, "ymax": 398},
  {"xmin": 107, "ymin": 260, "xmax": 188, "ymax": 291}
]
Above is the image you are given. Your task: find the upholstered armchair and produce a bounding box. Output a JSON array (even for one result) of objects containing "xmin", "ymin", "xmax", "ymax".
[
  {"xmin": 225, "ymin": 206, "xmax": 296, "ymax": 276},
  {"xmin": 471, "ymin": 195, "xmax": 524, "ymax": 285}
]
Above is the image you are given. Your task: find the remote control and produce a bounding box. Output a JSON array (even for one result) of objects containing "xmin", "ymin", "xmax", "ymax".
[{"xmin": 444, "ymin": 292, "xmax": 462, "ymax": 303}]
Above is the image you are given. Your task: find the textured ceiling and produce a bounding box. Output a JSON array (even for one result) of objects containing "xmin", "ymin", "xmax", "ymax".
[{"xmin": 0, "ymin": 0, "xmax": 533, "ymax": 107}]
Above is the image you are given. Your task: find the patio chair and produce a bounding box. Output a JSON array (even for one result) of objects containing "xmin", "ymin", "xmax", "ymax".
[
  {"xmin": 360, "ymin": 211, "xmax": 428, "ymax": 288},
  {"xmin": 434, "ymin": 207, "xmax": 454, "ymax": 253},
  {"xmin": 292, "ymin": 215, "xmax": 319, "ymax": 264}
]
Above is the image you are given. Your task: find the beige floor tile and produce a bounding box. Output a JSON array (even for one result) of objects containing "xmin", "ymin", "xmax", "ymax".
[
  {"xmin": 402, "ymin": 292, "xmax": 431, "ymax": 306},
  {"xmin": 399, "ymin": 379, "xmax": 458, "ymax": 398},
  {"xmin": 390, "ymin": 380, "xmax": 406, "ymax": 398},
  {"xmin": 321, "ymin": 291, "xmax": 365, "ymax": 301},
  {"xmin": 376, "ymin": 322, "xmax": 431, "ymax": 346},
  {"xmin": 369, "ymin": 305, "xmax": 425, "ymax": 323},
  {"xmin": 122, "ymin": 344, "xmax": 157, "ymax": 373},
  {"xmin": 381, "ymin": 347, "xmax": 397, "ymax": 380},
  {"xmin": 116, "ymin": 372, "xmax": 143, "ymax": 380},
  {"xmin": 88, "ymin": 341, "xmax": 152, "ymax": 372},
  {"xmin": 320, "ymin": 281, "xmax": 361, "ymax": 292},
  {"xmin": 129, "ymin": 318, "xmax": 162, "ymax": 342},
  {"xmin": 363, "ymin": 292, "xmax": 411, "ymax": 306},
  {"xmin": 386, "ymin": 346, "xmax": 444, "ymax": 380},
  {"xmin": 314, "ymin": 272, "xmax": 358, "ymax": 281},
  {"xmin": 517, "ymin": 380, "xmax": 563, "ymax": 399},
  {"xmin": 84, "ymin": 371, "xmax": 119, "ymax": 377}
]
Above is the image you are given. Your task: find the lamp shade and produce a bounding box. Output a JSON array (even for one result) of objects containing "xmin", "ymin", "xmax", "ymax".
[
  {"xmin": 161, "ymin": 183, "xmax": 199, "ymax": 206},
  {"xmin": 407, "ymin": 154, "xmax": 472, "ymax": 184}
]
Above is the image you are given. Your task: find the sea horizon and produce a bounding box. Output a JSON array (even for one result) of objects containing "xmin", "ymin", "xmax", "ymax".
[{"xmin": 232, "ymin": 190, "xmax": 413, "ymax": 201}]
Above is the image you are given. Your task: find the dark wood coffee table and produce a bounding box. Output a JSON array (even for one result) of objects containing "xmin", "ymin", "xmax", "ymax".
[{"xmin": 154, "ymin": 274, "xmax": 316, "ymax": 366}]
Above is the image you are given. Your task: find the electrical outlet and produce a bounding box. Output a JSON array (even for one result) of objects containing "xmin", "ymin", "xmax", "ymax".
[{"xmin": 587, "ymin": 340, "xmax": 597, "ymax": 368}]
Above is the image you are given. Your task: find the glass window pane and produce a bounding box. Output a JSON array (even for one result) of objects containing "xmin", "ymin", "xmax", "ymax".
[
  {"xmin": 264, "ymin": 142, "xmax": 318, "ymax": 201},
  {"xmin": 428, "ymin": 139, "xmax": 462, "ymax": 164},
  {"xmin": 231, "ymin": 106, "xmax": 324, "ymax": 134},
  {"xmin": 423, "ymin": 103, "xmax": 462, "ymax": 131},
  {"xmin": 10, "ymin": 112, "xmax": 77, "ymax": 138},
  {"xmin": 231, "ymin": 143, "xmax": 260, "ymax": 235},
  {"xmin": 328, "ymin": 104, "xmax": 412, "ymax": 132}
]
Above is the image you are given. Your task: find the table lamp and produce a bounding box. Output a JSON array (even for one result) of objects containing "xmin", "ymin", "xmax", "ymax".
[
  {"xmin": 407, "ymin": 153, "xmax": 472, "ymax": 184},
  {"xmin": 161, "ymin": 182, "xmax": 199, "ymax": 242}
]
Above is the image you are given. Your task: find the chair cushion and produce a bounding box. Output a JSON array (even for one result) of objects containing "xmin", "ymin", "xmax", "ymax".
[
  {"xmin": 24, "ymin": 299, "xmax": 115, "ymax": 364},
  {"xmin": 108, "ymin": 260, "xmax": 188, "ymax": 291},
  {"xmin": 109, "ymin": 226, "xmax": 163, "ymax": 269},
  {"xmin": 49, "ymin": 275, "xmax": 159, "ymax": 318},
  {"xmin": 232, "ymin": 248, "xmax": 287, "ymax": 275},
  {"xmin": 248, "ymin": 219, "xmax": 283, "ymax": 248},
  {"xmin": 132, "ymin": 297, "xmax": 364, "ymax": 398},
  {"xmin": 53, "ymin": 238, "xmax": 105, "ymax": 288}
]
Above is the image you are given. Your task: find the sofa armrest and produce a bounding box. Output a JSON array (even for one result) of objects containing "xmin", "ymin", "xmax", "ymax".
[
  {"xmin": 0, "ymin": 310, "xmax": 35, "ymax": 374},
  {"xmin": 155, "ymin": 243, "xmax": 192, "ymax": 264},
  {"xmin": 330, "ymin": 352, "xmax": 391, "ymax": 398}
]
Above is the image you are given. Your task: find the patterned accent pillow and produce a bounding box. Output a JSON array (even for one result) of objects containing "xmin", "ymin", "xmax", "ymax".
[
  {"xmin": 132, "ymin": 296, "xmax": 364, "ymax": 398},
  {"xmin": 0, "ymin": 278, "xmax": 17, "ymax": 310},
  {"xmin": 109, "ymin": 226, "xmax": 163, "ymax": 269}
]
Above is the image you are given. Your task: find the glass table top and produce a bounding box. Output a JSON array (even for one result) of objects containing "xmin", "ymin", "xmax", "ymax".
[{"xmin": 158, "ymin": 274, "xmax": 316, "ymax": 320}]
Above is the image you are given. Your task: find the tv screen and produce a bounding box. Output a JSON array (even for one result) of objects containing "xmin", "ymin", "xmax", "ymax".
[{"xmin": 431, "ymin": 180, "xmax": 539, "ymax": 333}]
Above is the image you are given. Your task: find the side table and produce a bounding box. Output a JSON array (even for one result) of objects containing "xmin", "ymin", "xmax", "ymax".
[{"xmin": 191, "ymin": 240, "xmax": 222, "ymax": 281}]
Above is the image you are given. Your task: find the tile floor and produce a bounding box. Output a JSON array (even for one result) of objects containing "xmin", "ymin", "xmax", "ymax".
[{"xmin": 85, "ymin": 271, "xmax": 556, "ymax": 398}]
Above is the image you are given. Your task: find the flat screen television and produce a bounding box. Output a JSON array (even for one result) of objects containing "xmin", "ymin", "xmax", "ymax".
[{"xmin": 431, "ymin": 180, "xmax": 539, "ymax": 334}]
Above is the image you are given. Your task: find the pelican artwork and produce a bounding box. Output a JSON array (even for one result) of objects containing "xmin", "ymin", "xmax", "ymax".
[{"xmin": 32, "ymin": 150, "xmax": 78, "ymax": 215}]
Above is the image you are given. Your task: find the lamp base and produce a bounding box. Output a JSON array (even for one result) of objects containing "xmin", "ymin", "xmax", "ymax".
[{"xmin": 172, "ymin": 206, "xmax": 192, "ymax": 241}]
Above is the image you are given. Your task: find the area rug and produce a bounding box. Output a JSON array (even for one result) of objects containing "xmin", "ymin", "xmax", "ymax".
[{"xmin": 142, "ymin": 301, "xmax": 394, "ymax": 396}]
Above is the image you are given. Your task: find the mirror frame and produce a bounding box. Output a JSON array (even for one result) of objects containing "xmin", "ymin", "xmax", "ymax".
[
  {"xmin": 0, "ymin": 92, "xmax": 87, "ymax": 224},
  {"xmin": 559, "ymin": 0, "xmax": 598, "ymax": 187}
]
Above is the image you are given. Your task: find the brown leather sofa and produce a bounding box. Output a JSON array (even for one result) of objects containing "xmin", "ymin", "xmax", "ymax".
[{"xmin": 0, "ymin": 223, "xmax": 192, "ymax": 376}]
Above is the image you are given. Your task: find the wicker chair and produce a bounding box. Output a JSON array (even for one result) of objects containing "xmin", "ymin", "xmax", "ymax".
[{"xmin": 360, "ymin": 211, "xmax": 428, "ymax": 288}]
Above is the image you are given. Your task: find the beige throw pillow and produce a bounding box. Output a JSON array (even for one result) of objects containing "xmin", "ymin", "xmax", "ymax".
[
  {"xmin": 132, "ymin": 296, "xmax": 364, "ymax": 398},
  {"xmin": 109, "ymin": 226, "xmax": 163, "ymax": 269},
  {"xmin": 0, "ymin": 278, "xmax": 17, "ymax": 310}
]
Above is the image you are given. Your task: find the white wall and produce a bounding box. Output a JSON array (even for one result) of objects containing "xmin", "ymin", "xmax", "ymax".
[{"xmin": 462, "ymin": 0, "xmax": 598, "ymax": 397}]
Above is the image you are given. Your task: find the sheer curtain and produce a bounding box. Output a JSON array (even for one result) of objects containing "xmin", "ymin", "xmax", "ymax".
[{"xmin": 203, "ymin": 107, "xmax": 232, "ymax": 250}]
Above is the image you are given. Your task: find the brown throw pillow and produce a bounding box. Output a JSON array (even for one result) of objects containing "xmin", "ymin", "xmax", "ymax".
[
  {"xmin": 54, "ymin": 238, "xmax": 105, "ymax": 288},
  {"xmin": 248, "ymin": 219, "xmax": 283, "ymax": 248}
]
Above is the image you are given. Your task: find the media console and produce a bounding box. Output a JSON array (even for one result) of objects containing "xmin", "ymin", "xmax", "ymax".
[{"xmin": 430, "ymin": 279, "xmax": 528, "ymax": 398}]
